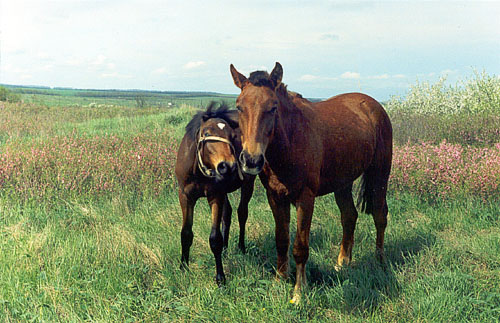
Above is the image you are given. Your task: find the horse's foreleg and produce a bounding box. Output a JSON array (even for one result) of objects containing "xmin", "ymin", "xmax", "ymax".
[
  {"xmin": 179, "ymin": 190, "xmax": 195, "ymax": 269},
  {"xmin": 266, "ymin": 189, "xmax": 291, "ymax": 279},
  {"xmin": 237, "ymin": 176, "xmax": 255, "ymax": 253},
  {"xmin": 208, "ymin": 194, "xmax": 226, "ymax": 285},
  {"xmin": 221, "ymin": 195, "xmax": 232, "ymax": 251},
  {"xmin": 334, "ymin": 185, "xmax": 358, "ymax": 269},
  {"xmin": 291, "ymin": 188, "xmax": 315, "ymax": 304}
]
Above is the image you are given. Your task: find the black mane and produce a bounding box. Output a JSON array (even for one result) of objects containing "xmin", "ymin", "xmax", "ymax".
[
  {"xmin": 248, "ymin": 71, "xmax": 274, "ymax": 88},
  {"xmin": 185, "ymin": 102, "xmax": 238, "ymax": 141},
  {"xmin": 249, "ymin": 70, "xmax": 302, "ymax": 102}
]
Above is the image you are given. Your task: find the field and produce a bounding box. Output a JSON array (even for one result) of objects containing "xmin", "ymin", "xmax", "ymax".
[{"xmin": 1, "ymin": 73, "xmax": 499, "ymax": 321}]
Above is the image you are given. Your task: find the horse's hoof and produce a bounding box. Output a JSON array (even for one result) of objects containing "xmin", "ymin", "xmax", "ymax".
[
  {"xmin": 216, "ymin": 274, "xmax": 226, "ymax": 286},
  {"xmin": 275, "ymin": 270, "xmax": 289, "ymax": 281},
  {"xmin": 239, "ymin": 244, "xmax": 246, "ymax": 254},
  {"xmin": 289, "ymin": 293, "xmax": 301, "ymax": 305},
  {"xmin": 376, "ymin": 249, "xmax": 386, "ymax": 264},
  {"xmin": 334, "ymin": 264, "xmax": 343, "ymax": 272},
  {"xmin": 335, "ymin": 254, "xmax": 351, "ymax": 272},
  {"xmin": 180, "ymin": 261, "xmax": 189, "ymax": 271}
]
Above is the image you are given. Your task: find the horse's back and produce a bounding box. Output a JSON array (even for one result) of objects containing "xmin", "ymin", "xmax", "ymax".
[
  {"xmin": 309, "ymin": 93, "xmax": 391, "ymax": 194},
  {"xmin": 315, "ymin": 92, "xmax": 387, "ymax": 124}
]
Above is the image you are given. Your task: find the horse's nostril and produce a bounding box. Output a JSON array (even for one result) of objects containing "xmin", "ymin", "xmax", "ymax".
[
  {"xmin": 217, "ymin": 162, "xmax": 228, "ymax": 175},
  {"xmin": 256, "ymin": 154, "xmax": 265, "ymax": 169}
]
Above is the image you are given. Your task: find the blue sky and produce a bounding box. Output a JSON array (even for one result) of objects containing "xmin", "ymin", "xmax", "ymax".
[{"xmin": 1, "ymin": 0, "xmax": 499, "ymax": 100}]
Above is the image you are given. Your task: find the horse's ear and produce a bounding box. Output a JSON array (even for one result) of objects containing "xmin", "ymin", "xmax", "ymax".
[
  {"xmin": 270, "ymin": 62, "xmax": 283, "ymax": 88},
  {"xmin": 230, "ymin": 64, "xmax": 248, "ymax": 89}
]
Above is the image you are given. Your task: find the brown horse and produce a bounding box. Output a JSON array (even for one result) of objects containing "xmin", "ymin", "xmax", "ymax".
[
  {"xmin": 175, "ymin": 102, "xmax": 255, "ymax": 285},
  {"xmin": 230, "ymin": 63, "xmax": 392, "ymax": 303}
]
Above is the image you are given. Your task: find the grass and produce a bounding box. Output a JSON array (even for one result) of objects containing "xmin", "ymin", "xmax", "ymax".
[
  {"xmin": 1, "ymin": 190, "xmax": 498, "ymax": 321},
  {"xmin": 1, "ymin": 80, "xmax": 499, "ymax": 321}
]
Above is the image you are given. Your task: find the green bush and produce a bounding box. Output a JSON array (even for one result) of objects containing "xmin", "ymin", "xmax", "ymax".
[
  {"xmin": 386, "ymin": 70, "xmax": 500, "ymax": 115},
  {"xmin": 390, "ymin": 111, "xmax": 500, "ymax": 146},
  {"xmin": 0, "ymin": 86, "xmax": 21, "ymax": 103},
  {"xmin": 387, "ymin": 71, "xmax": 500, "ymax": 146}
]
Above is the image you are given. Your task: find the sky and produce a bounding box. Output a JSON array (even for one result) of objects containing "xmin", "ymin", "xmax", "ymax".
[{"xmin": 1, "ymin": 0, "xmax": 499, "ymax": 100}]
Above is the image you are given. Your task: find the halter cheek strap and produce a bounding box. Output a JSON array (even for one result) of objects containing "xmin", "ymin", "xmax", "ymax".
[{"xmin": 196, "ymin": 135, "xmax": 244, "ymax": 181}]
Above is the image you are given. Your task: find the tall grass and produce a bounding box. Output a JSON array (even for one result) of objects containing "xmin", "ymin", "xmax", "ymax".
[
  {"xmin": 0, "ymin": 101, "xmax": 175, "ymax": 144},
  {"xmin": 391, "ymin": 141, "xmax": 500, "ymax": 201},
  {"xmin": 0, "ymin": 130, "xmax": 178, "ymax": 201}
]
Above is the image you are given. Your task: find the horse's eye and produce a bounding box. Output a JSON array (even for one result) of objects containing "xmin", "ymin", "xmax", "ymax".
[
  {"xmin": 269, "ymin": 106, "xmax": 277, "ymax": 114},
  {"xmin": 236, "ymin": 105, "xmax": 243, "ymax": 112},
  {"xmin": 204, "ymin": 132, "xmax": 210, "ymax": 137}
]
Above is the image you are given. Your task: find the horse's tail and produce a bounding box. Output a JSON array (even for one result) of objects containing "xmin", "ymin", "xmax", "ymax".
[{"xmin": 357, "ymin": 109, "xmax": 393, "ymax": 215}]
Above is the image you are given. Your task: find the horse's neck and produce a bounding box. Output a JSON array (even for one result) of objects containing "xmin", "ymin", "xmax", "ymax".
[{"xmin": 267, "ymin": 95, "xmax": 305, "ymax": 164}]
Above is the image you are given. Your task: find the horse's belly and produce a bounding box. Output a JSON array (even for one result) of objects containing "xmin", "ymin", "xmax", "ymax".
[{"xmin": 316, "ymin": 143, "xmax": 374, "ymax": 196}]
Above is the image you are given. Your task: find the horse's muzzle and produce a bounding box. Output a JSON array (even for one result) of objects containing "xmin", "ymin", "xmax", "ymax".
[
  {"xmin": 214, "ymin": 161, "xmax": 237, "ymax": 182},
  {"xmin": 239, "ymin": 150, "xmax": 264, "ymax": 175},
  {"xmin": 216, "ymin": 161, "xmax": 235, "ymax": 176}
]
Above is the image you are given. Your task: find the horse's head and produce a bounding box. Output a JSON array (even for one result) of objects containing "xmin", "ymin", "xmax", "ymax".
[
  {"xmin": 230, "ymin": 62, "xmax": 283, "ymax": 175},
  {"xmin": 198, "ymin": 115, "xmax": 240, "ymax": 182}
]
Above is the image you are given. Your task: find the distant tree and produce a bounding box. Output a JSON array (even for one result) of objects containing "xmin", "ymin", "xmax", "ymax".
[
  {"xmin": 135, "ymin": 95, "xmax": 146, "ymax": 108},
  {"xmin": 0, "ymin": 87, "xmax": 7, "ymax": 101},
  {"xmin": 0, "ymin": 86, "xmax": 21, "ymax": 102}
]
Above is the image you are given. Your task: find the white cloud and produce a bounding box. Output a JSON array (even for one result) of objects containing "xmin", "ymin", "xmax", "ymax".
[
  {"xmin": 341, "ymin": 72, "xmax": 361, "ymax": 79},
  {"xmin": 184, "ymin": 61, "xmax": 205, "ymax": 69},
  {"xmin": 440, "ymin": 69, "xmax": 458, "ymax": 75},
  {"xmin": 37, "ymin": 52, "xmax": 51, "ymax": 61},
  {"xmin": 298, "ymin": 74, "xmax": 338, "ymax": 82},
  {"xmin": 320, "ymin": 33, "xmax": 340, "ymax": 41},
  {"xmin": 91, "ymin": 54, "xmax": 107, "ymax": 66},
  {"xmin": 40, "ymin": 64, "xmax": 54, "ymax": 72},
  {"xmin": 151, "ymin": 67, "xmax": 168, "ymax": 75},
  {"xmin": 369, "ymin": 74, "xmax": 390, "ymax": 80},
  {"xmin": 299, "ymin": 74, "xmax": 319, "ymax": 82},
  {"xmin": 65, "ymin": 57, "xmax": 84, "ymax": 67},
  {"xmin": 101, "ymin": 72, "xmax": 132, "ymax": 79}
]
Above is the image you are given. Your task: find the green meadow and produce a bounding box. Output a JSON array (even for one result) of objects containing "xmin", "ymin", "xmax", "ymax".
[{"xmin": 0, "ymin": 74, "xmax": 499, "ymax": 321}]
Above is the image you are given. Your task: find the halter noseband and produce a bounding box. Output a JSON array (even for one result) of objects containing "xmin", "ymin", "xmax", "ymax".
[{"xmin": 196, "ymin": 134, "xmax": 244, "ymax": 181}]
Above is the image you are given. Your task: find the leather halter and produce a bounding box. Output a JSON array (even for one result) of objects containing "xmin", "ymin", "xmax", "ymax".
[{"xmin": 196, "ymin": 134, "xmax": 244, "ymax": 181}]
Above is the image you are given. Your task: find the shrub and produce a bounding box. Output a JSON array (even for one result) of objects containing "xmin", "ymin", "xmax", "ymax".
[
  {"xmin": 386, "ymin": 71, "xmax": 500, "ymax": 146},
  {"xmin": 0, "ymin": 86, "xmax": 21, "ymax": 103},
  {"xmin": 390, "ymin": 112, "xmax": 500, "ymax": 146},
  {"xmin": 385, "ymin": 70, "xmax": 500, "ymax": 116}
]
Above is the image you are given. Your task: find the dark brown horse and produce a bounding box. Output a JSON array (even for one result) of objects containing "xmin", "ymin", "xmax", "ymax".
[
  {"xmin": 175, "ymin": 102, "xmax": 255, "ymax": 285},
  {"xmin": 230, "ymin": 63, "xmax": 392, "ymax": 303}
]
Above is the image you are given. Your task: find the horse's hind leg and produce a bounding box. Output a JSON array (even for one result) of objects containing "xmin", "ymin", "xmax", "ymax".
[
  {"xmin": 237, "ymin": 177, "xmax": 255, "ymax": 253},
  {"xmin": 334, "ymin": 185, "xmax": 358, "ymax": 269},
  {"xmin": 221, "ymin": 195, "xmax": 232, "ymax": 251},
  {"xmin": 371, "ymin": 185, "xmax": 388, "ymax": 263}
]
